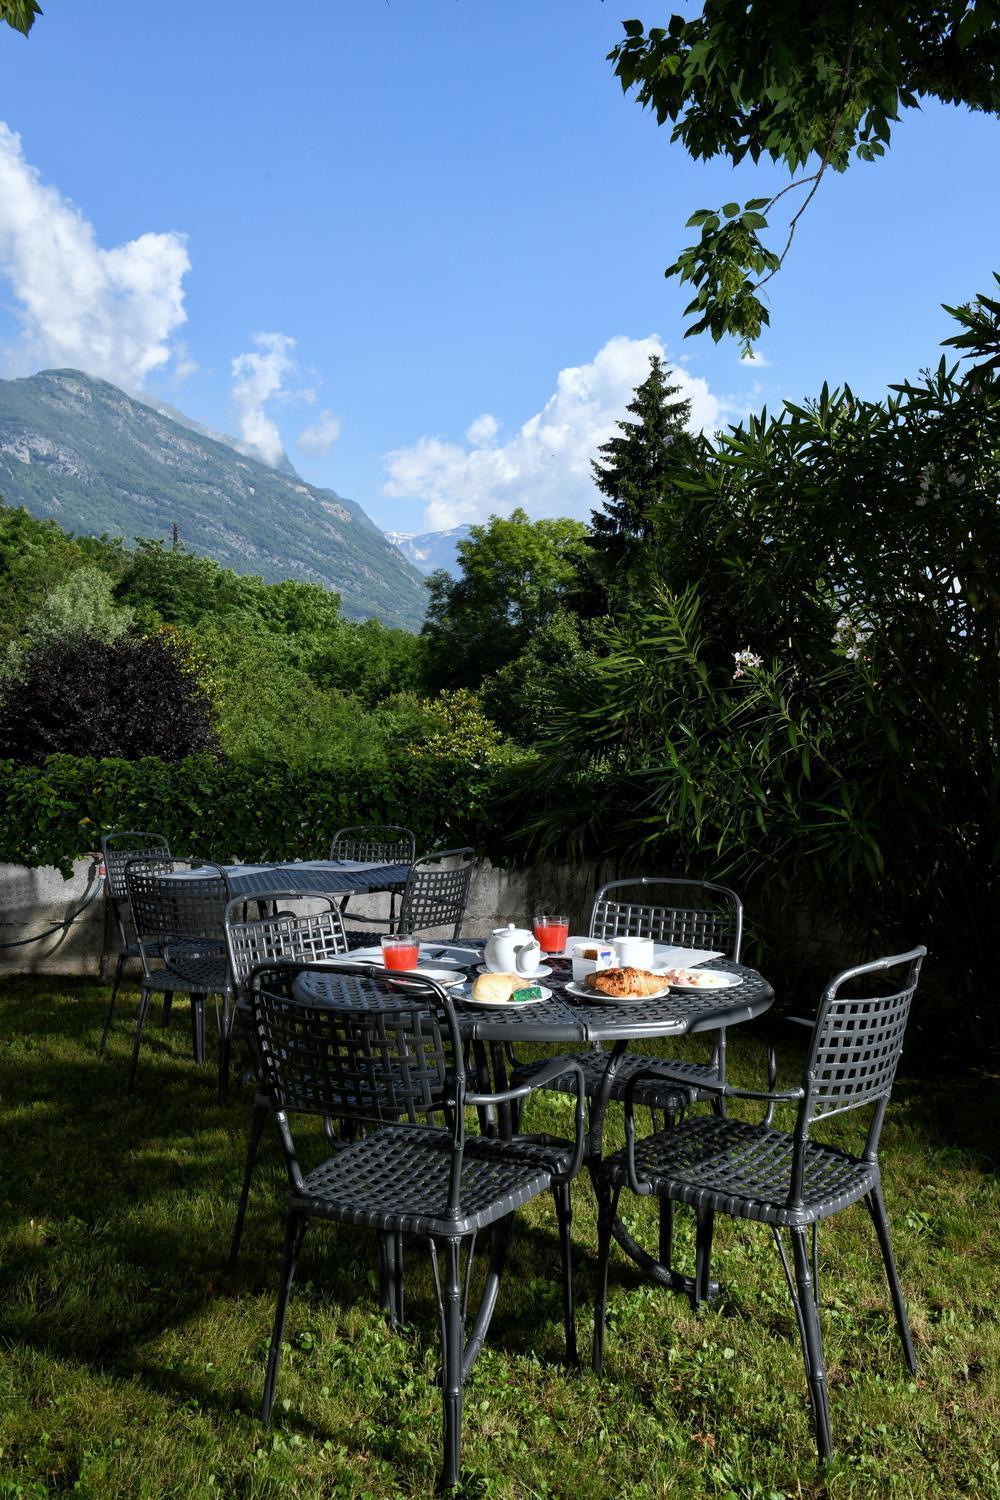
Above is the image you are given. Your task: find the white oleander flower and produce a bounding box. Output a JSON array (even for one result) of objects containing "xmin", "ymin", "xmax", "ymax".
[{"xmin": 733, "ymin": 648, "xmax": 763, "ymax": 678}]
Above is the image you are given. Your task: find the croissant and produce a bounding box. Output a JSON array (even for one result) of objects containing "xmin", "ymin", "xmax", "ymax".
[{"xmin": 583, "ymin": 967, "xmax": 664, "ymax": 997}]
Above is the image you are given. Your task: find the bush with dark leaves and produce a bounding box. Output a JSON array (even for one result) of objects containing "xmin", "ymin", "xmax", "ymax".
[{"xmin": 0, "ymin": 633, "xmax": 218, "ymax": 763}]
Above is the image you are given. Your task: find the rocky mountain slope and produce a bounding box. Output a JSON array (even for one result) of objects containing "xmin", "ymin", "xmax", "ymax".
[{"xmin": 0, "ymin": 369, "xmax": 427, "ymax": 629}]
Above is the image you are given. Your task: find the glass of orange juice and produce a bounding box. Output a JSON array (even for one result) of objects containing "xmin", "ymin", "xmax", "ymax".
[
  {"xmin": 381, "ymin": 934, "xmax": 420, "ymax": 970},
  {"xmin": 533, "ymin": 914, "xmax": 570, "ymax": 956}
]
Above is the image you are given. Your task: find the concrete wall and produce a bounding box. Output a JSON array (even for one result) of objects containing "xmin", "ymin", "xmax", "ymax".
[{"xmin": 0, "ymin": 856, "xmax": 621, "ymax": 977}]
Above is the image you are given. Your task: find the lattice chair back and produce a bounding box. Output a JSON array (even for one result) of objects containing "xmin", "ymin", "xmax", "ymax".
[
  {"xmin": 126, "ymin": 858, "xmax": 231, "ymax": 968},
  {"xmin": 397, "ymin": 847, "xmax": 475, "ymax": 939},
  {"xmin": 590, "ymin": 877, "xmax": 743, "ymax": 960},
  {"xmin": 103, "ymin": 831, "xmax": 172, "ymax": 912},
  {"xmin": 250, "ymin": 963, "xmax": 464, "ymax": 1171},
  {"xmin": 329, "ymin": 825, "xmax": 416, "ymax": 866},
  {"xmin": 800, "ymin": 947, "xmax": 926, "ymax": 1148},
  {"xmin": 224, "ymin": 893, "xmax": 348, "ymax": 1000}
]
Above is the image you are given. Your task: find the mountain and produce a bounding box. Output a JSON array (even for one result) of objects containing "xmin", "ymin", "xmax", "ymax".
[
  {"xmin": 386, "ymin": 524, "xmax": 471, "ymax": 578},
  {"xmin": 0, "ymin": 369, "xmax": 427, "ymax": 630}
]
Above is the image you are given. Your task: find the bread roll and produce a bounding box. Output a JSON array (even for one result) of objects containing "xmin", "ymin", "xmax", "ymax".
[{"xmin": 471, "ymin": 972, "xmax": 515, "ymax": 1002}]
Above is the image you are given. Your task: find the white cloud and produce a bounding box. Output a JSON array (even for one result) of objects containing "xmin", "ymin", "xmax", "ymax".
[
  {"xmin": 0, "ymin": 122, "xmax": 190, "ymax": 389},
  {"xmin": 740, "ymin": 350, "xmax": 769, "ymax": 367},
  {"xmin": 230, "ymin": 331, "xmax": 297, "ymax": 466},
  {"xmin": 383, "ymin": 334, "xmax": 740, "ymax": 530},
  {"xmin": 465, "ymin": 412, "xmax": 499, "ymax": 446},
  {"xmin": 297, "ymin": 407, "xmax": 341, "ymax": 457}
]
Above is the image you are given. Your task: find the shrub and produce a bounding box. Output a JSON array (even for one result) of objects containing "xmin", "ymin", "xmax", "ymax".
[{"xmin": 0, "ymin": 633, "xmax": 218, "ymax": 764}]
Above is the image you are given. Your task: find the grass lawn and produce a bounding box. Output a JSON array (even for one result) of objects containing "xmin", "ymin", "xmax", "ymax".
[{"xmin": 0, "ymin": 975, "xmax": 997, "ymax": 1499}]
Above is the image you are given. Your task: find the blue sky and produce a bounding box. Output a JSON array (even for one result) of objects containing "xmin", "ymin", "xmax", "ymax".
[{"xmin": 0, "ymin": 1, "xmax": 996, "ymax": 534}]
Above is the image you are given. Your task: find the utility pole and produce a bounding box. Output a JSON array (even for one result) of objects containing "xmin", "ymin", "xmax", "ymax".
[{"xmin": 171, "ymin": 521, "xmax": 180, "ymax": 550}]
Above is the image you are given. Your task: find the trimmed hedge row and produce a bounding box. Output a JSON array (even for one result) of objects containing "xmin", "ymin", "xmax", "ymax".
[{"xmin": 0, "ymin": 752, "xmax": 524, "ymax": 875}]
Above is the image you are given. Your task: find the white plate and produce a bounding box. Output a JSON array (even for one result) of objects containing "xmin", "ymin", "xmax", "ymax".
[
  {"xmin": 475, "ymin": 963, "xmax": 552, "ymax": 980},
  {"xmin": 564, "ymin": 979, "xmax": 672, "ymax": 1003},
  {"xmin": 460, "ymin": 984, "xmax": 552, "ymax": 1008},
  {"xmin": 665, "ymin": 970, "xmax": 742, "ymax": 991}
]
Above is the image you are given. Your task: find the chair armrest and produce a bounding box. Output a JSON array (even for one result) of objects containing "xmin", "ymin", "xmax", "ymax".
[
  {"xmin": 470, "ymin": 1057, "xmax": 587, "ymax": 1186},
  {"xmin": 622, "ymin": 1063, "xmax": 807, "ymax": 1195}
]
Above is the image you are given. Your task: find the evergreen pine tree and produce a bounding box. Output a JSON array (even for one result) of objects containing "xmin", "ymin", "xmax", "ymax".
[{"xmin": 590, "ymin": 354, "xmax": 694, "ymax": 578}]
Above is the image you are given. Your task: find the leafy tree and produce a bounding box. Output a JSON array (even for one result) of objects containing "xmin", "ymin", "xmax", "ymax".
[
  {"xmin": 307, "ymin": 617, "xmax": 423, "ymax": 706},
  {"xmin": 23, "ymin": 567, "xmax": 132, "ymax": 647},
  {"xmin": 113, "ymin": 541, "xmax": 270, "ymax": 629},
  {"xmin": 480, "ymin": 608, "xmax": 598, "ymax": 745},
  {"xmin": 0, "ymin": 633, "xmax": 218, "ymax": 763},
  {"xmin": 0, "ymin": 503, "xmax": 90, "ymax": 649},
  {"xmin": 611, "ymin": 5, "xmax": 1000, "ymax": 349},
  {"xmin": 421, "ymin": 508, "xmax": 592, "ymax": 691},
  {"xmin": 590, "ymin": 353, "xmax": 697, "ymax": 587},
  {"xmin": 0, "ymin": 1, "xmax": 41, "ymax": 37}
]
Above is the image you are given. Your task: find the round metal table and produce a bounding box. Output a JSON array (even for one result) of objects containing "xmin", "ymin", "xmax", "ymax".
[{"xmin": 297, "ymin": 947, "xmax": 774, "ymax": 1296}]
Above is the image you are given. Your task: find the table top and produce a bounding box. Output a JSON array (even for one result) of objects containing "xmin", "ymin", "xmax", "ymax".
[
  {"xmin": 297, "ymin": 947, "xmax": 774, "ymax": 1045},
  {"xmin": 159, "ymin": 859, "xmax": 411, "ymax": 897}
]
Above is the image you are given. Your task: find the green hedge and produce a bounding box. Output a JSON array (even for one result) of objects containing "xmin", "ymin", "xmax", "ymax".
[{"xmin": 0, "ymin": 752, "xmax": 525, "ymax": 875}]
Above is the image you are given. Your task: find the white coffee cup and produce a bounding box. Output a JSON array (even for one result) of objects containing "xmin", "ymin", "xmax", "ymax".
[{"xmin": 612, "ymin": 936, "xmax": 655, "ymax": 968}]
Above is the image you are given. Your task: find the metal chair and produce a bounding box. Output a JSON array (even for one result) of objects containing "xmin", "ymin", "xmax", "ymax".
[
  {"xmin": 99, "ymin": 831, "xmax": 172, "ymax": 1051},
  {"xmin": 593, "ymin": 946, "xmax": 927, "ymax": 1462},
  {"xmin": 347, "ymin": 846, "xmax": 476, "ymax": 949},
  {"xmin": 249, "ymin": 960, "xmax": 586, "ymax": 1492},
  {"xmin": 510, "ymin": 878, "xmax": 743, "ymax": 1276},
  {"xmin": 329, "ymin": 824, "xmax": 415, "ymax": 933},
  {"xmin": 513, "ymin": 877, "xmax": 743, "ymax": 1115},
  {"xmin": 125, "ymin": 859, "xmax": 232, "ymax": 1096},
  {"xmin": 222, "ymin": 892, "xmax": 349, "ymax": 1238}
]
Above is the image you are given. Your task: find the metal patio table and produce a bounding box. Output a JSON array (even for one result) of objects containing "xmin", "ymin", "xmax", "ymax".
[
  {"xmin": 162, "ymin": 858, "xmax": 411, "ymax": 900},
  {"xmin": 298, "ymin": 945, "xmax": 774, "ymax": 1296}
]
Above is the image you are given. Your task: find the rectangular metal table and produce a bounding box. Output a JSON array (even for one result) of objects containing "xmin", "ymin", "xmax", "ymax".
[{"xmin": 165, "ymin": 859, "xmax": 411, "ymax": 899}]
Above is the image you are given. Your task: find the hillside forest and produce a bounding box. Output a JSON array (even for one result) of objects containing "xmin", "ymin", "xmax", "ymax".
[{"xmin": 0, "ymin": 284, "xmax": 997, "ymax": 1054}]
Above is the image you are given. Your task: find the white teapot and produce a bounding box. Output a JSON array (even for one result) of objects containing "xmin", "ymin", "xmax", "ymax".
[{"xmin": 484, "ymin": 923, "xmax": 533, "ymax": 974}]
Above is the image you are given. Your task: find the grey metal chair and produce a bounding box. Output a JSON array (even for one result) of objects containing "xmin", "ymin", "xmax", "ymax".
[
  {"xmin": 329, "ymin": 824, "xmax": 415, "ymax": 933},
  {"xmin": 513, "ymin": 877, "xmax": 743, "ymax": 1116},
  {"xmin": 593, "ymin": 946, "xmax": 926, "ymax": 1462},
  {"xmin": 509, "ymin": 878, "xmax": 742, "ymax": 1275},
  {"xmin": 347, "ymin": 846, "xmax": 476, "ymax": 949},
  {"xmin": 222, "ymin": 892, "xmax": 349, "ymax": 1239},
  {"xmin": 99, "ymin": 831, "xmax": 172, "ymax": 1051},
  {"xmin": 249, "ymin": 959, "xmax": 586, "ymax": 1492},
  {"xmin": 125, "ymin": 859, "xmax": 233, "ymax": 1096}
]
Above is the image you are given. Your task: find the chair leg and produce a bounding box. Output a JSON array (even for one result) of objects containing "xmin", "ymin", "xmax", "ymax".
[
  {"xmin": 693, "ymin": 1205, "xmax": 715, "ymax": 1308},
  {"xmin": 553, "ymin": 1183, "xmax": 578, "ymax": 1366},
  {"xmin": 261, "ymin": 1211, "xmax": 308, "ymax": 1425},
  {"xmin": 126, "ymin": 987, "xmax": 153, "ymax": 1096},
  {"xmin": 218, "ymin": 996, "xmax": 231, "ymax": 1106},
  {"xmin": 99, "ymin": 952, "xmax": 128, "ymax": 1052},
  {"xmin": 791, "ymin": 1226, "xmax": 834, "ymax": 1461},
  {"xmin": 378, "ymin": 1231, "xmax": 405, "ymax": 1328},
  {"xmin": 190, "ymin": 995, "xmax": 206, "ymax": 1066},
  {"xmin": 436, "ymin": 1237, "xmax": 464, "ymax": 1492},
  {"xmin": 161, "ymin": 991, "xmax": 173, "ymax": 1027},
  {"xmin": 592, "ymin": 1181, "xmax": 620, "ymax": 1376},
  {"xmin": 229, "ymin": 1099, "xmax": 269, "ymax": 1268},
  {"xmin": 866, "ymin": 1185, "xmax": 918, "ymax": 1374}
]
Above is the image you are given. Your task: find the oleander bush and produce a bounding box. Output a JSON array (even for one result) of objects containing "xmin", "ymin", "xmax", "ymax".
[{"xmin": 517, "ymin": 291, "xmax": 1000, "ymax": 1055}]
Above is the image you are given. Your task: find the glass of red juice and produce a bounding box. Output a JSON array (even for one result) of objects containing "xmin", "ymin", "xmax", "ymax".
[
  {"xmin": 382, "ymin": 935, "xmax": 420, "ymax": 970},
  {"xmin": 533, "ymin": 915, "xmax": 570, "ymax": 955}
]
